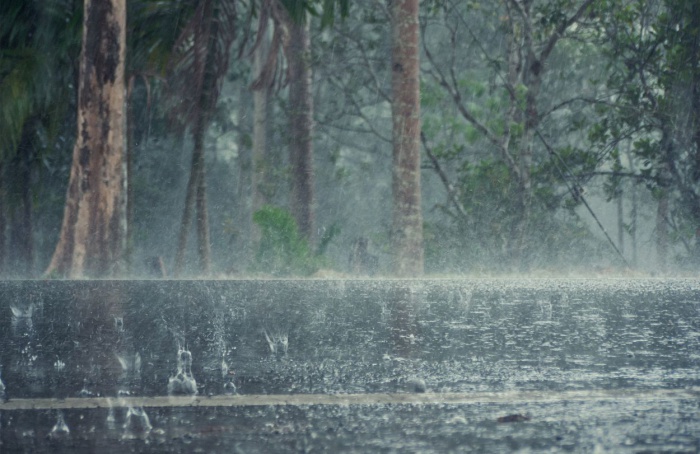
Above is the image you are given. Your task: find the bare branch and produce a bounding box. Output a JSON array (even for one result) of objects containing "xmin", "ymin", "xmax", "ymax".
[
  {"xmin": 421, "ymin": 21, "xmax": 521, "ymax": 178},
  {"xmin": 421, "ymin": 132, "xmax": 468, "ymax": 220},
  {"xmin": 539, "ymin": 0, "xmax": 596, "ymax": 64}
]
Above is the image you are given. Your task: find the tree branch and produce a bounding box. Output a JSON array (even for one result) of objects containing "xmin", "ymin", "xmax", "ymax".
[
  {"xmin": 421, "ymin": 21, "xmax": 521, "ymax": 179},
  {"xmin": 421, "ymin": 132, "xmax": 468, "ymax": 220}
]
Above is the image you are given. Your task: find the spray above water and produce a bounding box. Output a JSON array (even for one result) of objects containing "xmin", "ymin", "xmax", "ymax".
[
  {"xmin": 0, "ymin": 367, "xmax": 5, "ymax": 399},
  {"xmin": 167, "ymin": 345, "xmax": 197, "ymax": 395},
  {"xmin": 123, "ymin": 405, "xmax": 152, "ymax": 436},
  {"xmin": 10, "ymin": 304, "xmax": 34, "ymax": 335},
  {"xmin": 48, "ymin": 411, "xmax": 70, "ymax": 439},
  {"xmin": 263, "ymin": 329, "xmax": 289, "ymax": 356}
]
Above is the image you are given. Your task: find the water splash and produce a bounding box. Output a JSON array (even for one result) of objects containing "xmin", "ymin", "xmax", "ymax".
[
  {"xmin": 77, "ymin": 379, "xmax": 93, "ymax": 398},
  {"xmin": 106, "ymin": 398, "xmax": 117, "ymax": 427},
  {"xmin": 114, "ymin": 316, "xmax": 124, "ymax": 334},
  {"xmin": 53, "ymin": 358, "xmax": 66, "ymax": 372},
  {"xmin": 221, "ymin": 358, "xmax": 237, "ymax": 394},
  {"xmin": 123, "ymin": 406, "xmax": 152, "ymax": 433},
  {"xmin": 48, "ymin": 411, "xmax": 70, "ymax": 439},
  {"xmin": 263, "ymin": 329, "xmax": 289, "ymax": 355},
  {"xmin": 116, "ymin": 352, "xmax": 142, "ymax": 396},
  {"xmin": 167, "ymin": 346, "xmax": 197, "ymax": 395},
  {"xmin": 10, "ymin": 304, "xmax": 34, "ymax": 335},
  {"xmin": 0, "ymin": 367, "xmax": 5, "ymax": 399}
]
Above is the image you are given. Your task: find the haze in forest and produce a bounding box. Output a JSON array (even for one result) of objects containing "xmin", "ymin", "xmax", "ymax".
[{"xmin": 1, "ymin": 0, "xmax": 699, "ymax": 279}]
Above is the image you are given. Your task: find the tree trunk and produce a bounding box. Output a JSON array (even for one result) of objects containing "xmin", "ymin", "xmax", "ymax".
[
  {"xmin": 195, "ymin": 124, "xmax": 211, "ymax": 273},
  {"xmin": 235, "ymin": 80, "xmax": 253, "ymax": 270},
  {"xmin": 617, "ymin": 190, "xmax": 625, "ymax": 255},
  {"xmin": 656, "ymin": 190, "xmax": 669, "ymax": 273},
  {"xmin": 252, "ymin": 34, "xmax": 270, "ymax": 245},
  {"xmin": 390, "ymin": 0, "xmax": 424, "ymax": 276},
  {"xmin": 173, "ymin": 146, "xmax": 199, "ymax": 276},
  {"xmin": 125, "ymin": 77, "xmax": 135, "ymax": 274},
  {"xmin": 288, "ymin": 17, "xmax": 315, "ymax": 243},
  {"xmin": 46, "ymin": 0, "xmax": 126, "ymax": 278},
  {"xmin": 631, "ymin": 182, "xmax": 638, "ymax": 266},
  {"xmin": 173, "ymin": 0, "xmax": 216, "ymax": 276},
  {"xmin": 10, "ymin": 126, "xmax": 34, "ymax": 276},
  {"xmin": 0, "ymin": 163, "xmax": 5, "ymax": 277}
]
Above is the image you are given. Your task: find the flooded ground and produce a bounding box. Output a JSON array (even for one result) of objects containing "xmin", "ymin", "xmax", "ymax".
[{"xmin": 0, "ymin": 279, "xmax": 699, "ymax": 452}]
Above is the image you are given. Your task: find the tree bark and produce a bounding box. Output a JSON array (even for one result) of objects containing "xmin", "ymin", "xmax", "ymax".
[
  {"xmin": 390, "ymin": 0, "xmax": 424, "ymax": 276},
  {"xmin": 45, "ymin": 0, "xmax": 126, "ymax": 278},
  {"xmin": 288, "ymin": 17, "xmax": 315, "ymax": 243}
]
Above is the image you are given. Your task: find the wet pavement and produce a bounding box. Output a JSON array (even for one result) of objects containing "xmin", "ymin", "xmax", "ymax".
[{"xmin": 0, "ymin": 278, "xmax": 699, "ymax": 452}]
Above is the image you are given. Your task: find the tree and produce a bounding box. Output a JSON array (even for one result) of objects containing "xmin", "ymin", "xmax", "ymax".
[
  {"xmin": 421, "ymin": 0, "xmax": 600, "ymax": 270},
  {"xmin": 170, "ymin": 0, "xmax": 238, "ymax": 276},
  {"xmin": 46, "ymin": 0, "xmax": 127, "ymax": 278},
  {"xmin": 593, "ymin": 0, "xmax": 700, "ymax": 267},
  {"xmin": 287, "ymin": 15, "xmax": 316, "ymax": 243},
  {"xmin": 0, "ymin": 0, "xmax": 82, "ymax": 276},
  {"xmin": 390, "ymin": 0, "xmax": 424, "ymax": 276}
]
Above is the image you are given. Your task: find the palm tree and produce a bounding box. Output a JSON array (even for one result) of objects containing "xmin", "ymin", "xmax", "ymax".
[
  {"xmin": 169, "ymin": 0, "xmax": 238, "ymax": 276},
  {"xmin": 1, "ymin": 0, "xmax": 81, "ymax": 276}
]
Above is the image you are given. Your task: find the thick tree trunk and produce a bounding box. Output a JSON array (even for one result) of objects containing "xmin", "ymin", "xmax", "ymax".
[
  {"xmin": 288, "ymin": 18, "xmax": 315, "ymax": 243},
  {"xmin": 390, "ymin": 0, "xmax": 424, "ymax": 277},
  {"xmin": 46, "ymin": 0, "xmax": 126, "ymax": 278}
]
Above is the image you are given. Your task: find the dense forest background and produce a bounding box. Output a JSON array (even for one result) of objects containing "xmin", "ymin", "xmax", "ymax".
[{"xmin": 1, "ymin": 0, "xmax": 699, "ymax": 277}]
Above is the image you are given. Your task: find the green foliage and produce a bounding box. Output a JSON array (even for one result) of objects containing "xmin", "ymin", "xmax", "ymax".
[
  {"xmin": 251, "ymin": 205, "xmax": 325, "ymax": 276},
  {"xmin": 423, "ymin": 154, "xmax": 610, "ymax": 273},
  {"xmin": 590, "ymin": 0, "xmax": 700, "ymax": 258},
  {"xmin": 279, "ymin": 0, "xmax": 350, "ymax": 28}
]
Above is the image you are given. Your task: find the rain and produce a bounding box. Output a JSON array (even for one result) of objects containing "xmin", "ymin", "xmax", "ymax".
[{"xmin": 1, "ymin": 0, "xmax": 700, "ymax": 452}]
